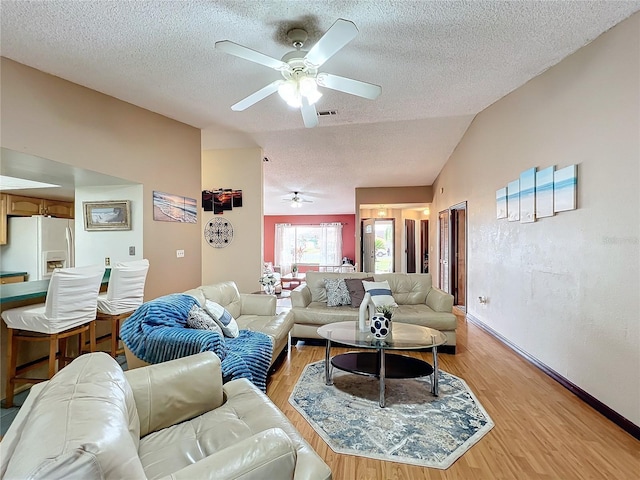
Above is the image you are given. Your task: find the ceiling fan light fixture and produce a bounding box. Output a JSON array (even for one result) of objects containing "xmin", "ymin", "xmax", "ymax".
[
  {"xmin": 277, "ymin": 76, "xmax": 322, "ymax": 109},
  {"xmin": 290, "ymin": 199, "xmax": 303, "ymax": 208}
]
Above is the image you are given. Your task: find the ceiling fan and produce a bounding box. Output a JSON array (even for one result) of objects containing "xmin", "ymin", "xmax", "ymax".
[
  {"xmin": 215, "ymin": 18, "xmax": 382, "ymax": 128},
  {"xmin": 284, "ymin": 191, "xmax": 313, "ymax": 208}
]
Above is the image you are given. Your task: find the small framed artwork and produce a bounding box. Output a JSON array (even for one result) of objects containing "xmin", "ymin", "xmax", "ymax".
[
  {"xmin": 83, "ymin": 200, "xmax": 131, "ymax": 231},
  {"xmin": 496, "ymin": 187, "xmax": 507, "ymax": 219},
  {"xmin": 554, "ymin": 165, "xmax": 577, "ymax": 212},
  {"xmin": 153, "ymin": 191, "xmax": 197, "ymax": 223},
  {"xmin": 507, "ymin": 180, "xmax": 520, "ymax": 222},
  {"xmin": 536, "ymin": 166, "xmax": 555, "ymax": 218},
  {"xmin": 519, "ymin": 168, "xmax": 536, "ymax": 223}
]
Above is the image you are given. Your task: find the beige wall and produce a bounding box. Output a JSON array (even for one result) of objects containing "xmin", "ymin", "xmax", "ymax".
[
  {"xmin": 1, "ymin": 58, "xmax": 203, "ymax": 298},
  {"xmin": 201, "ymin": 148, "xmax": 263, "ymax": 293},
  {"xmin": 431, "ymin": 14, "xmax": 639, "ymax": 424},
  {"xmin": 1, "ymin": 59, "xmax": 202, "ymax": 400}
]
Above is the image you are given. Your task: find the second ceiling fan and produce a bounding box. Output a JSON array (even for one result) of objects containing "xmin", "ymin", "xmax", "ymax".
[{"xmin": 215, "ymin": 18, "xmax": 381, "ymax": 128}]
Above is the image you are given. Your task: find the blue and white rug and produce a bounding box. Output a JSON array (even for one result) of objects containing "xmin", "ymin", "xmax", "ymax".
[{"xmin": 289, "ymin": 360, "xmax": 494, "ymax": 469}]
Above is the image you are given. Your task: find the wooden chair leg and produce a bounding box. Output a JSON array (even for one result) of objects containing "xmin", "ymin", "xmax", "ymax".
[
  {"xmin": 110, "ymin": 318, "xmax": 118, "ymax": 357},
  {"xmin": 59, "ymin": 337, "xmax": 68, "ymax": 368},
  {"xmin": 48, "ymin": 334, "xmax": 58, "ymax": 378},
  {"xmin": 5, "ymin": 328, "xmax": 17, "ymax": 408},
  {"xmin": 89, "ymin": 321, "xmax": 97, "ymax": 353}
]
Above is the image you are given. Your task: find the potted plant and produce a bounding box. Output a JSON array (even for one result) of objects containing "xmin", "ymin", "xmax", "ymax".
[
  {"xmin": 291, "ymin": 263, "xmax": 298, "ymax": 277},
  {"xmin": 375, "ymin": 304, "xmax": 396, "ymax": 321}
]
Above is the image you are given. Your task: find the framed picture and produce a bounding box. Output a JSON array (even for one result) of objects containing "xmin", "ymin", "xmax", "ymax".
[
  {"xmin": 83, "ymin": 200, "xmax": 131, "ymax": 231},
  {"xmin": 507, "ymin": 179, "xmax": 520, "ymax": 222},
  {"xmin": 554, "ymin": 164, "xmax": 577, "ymax": 212},
  {"xmin": 519, "ymin": 167, "xmax": 536, "ymax": 223},
  {"xmin": 496, "ymin": 187, "xmax": 507, "ymax": 219}
]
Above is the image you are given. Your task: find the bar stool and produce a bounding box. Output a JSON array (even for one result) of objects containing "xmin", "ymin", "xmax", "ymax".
[
  {"xmin": 1, "ymin": 265, "xmax": 105, "ymax": 407},
  {"xmin": 92, "ymin": 259, "xmax": 149, "ymax": 357}
]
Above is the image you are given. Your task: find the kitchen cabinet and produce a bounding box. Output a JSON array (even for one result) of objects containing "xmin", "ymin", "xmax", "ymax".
[
  {"xmin": 0, "ymin": 194, "xmax": 6, "ymax": 245},
  {"xmin": 42, "ymin": 199, "xmax": 74, "ymax": 219},
  {"xmin": 5, "ymin": 194, "xmax": 74, "ymax": 219},
  {"xmin": 6, "ymin": 194, "xmax": 43, "ymax": 216}
]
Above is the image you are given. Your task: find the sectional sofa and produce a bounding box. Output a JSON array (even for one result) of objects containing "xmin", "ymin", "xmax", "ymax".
[{"xmin": 291, "ymin": 272, "xmax": 457, "ymax": 352}]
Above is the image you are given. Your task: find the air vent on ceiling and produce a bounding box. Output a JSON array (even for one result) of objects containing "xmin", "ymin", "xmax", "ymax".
[{"xmin": 317, "ymin": 110, "xmax": 338, "ymax": 116}]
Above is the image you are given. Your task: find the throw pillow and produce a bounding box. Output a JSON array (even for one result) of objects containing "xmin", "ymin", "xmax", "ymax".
[
  {"xmin": 186, "ymin": 305, "xmax": 223, "ymax": 336},
  {"xmin": 344, "ymin": 277, "xmax": 374, "ymax": 308},
  {"xmin": 204, "ymin": 300, "xmax": 240, "ymax": 338},
  {"xmin": 324, "ymin": 278, "xmax": 351, "ymax": 307},
  {"xmin": 362, "ymin": 280, "xmax": 398, "ymax": 308}
]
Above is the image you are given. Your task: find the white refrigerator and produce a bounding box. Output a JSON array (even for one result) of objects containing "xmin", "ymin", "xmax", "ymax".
[{"xmin": 2, "ymin": 215, "xmax": 75, "ymax": 280}]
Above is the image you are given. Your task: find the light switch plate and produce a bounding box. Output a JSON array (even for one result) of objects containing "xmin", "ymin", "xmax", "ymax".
[{"xmin": 129, "ymin": 246, "xmax": 135, "ymax": 255}]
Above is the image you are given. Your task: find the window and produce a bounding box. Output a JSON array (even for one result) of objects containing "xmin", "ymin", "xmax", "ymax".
[{"xmin": 275, "ymin": 223, "xmax": 343, "ymax": 269}]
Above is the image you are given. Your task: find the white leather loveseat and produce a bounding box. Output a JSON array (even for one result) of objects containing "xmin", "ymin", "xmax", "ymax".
[
  {"xmin": 291, "ymin": 272, "xmax": 457, "ymax": 352},
  {"xmin": 0, "ymin": 352, "xmax": 332, "ymax": 480}
]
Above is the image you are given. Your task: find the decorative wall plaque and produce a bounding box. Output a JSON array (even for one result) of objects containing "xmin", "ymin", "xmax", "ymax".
[{"xmin": 204, "ymin": 217, "xmax": 234, "ymax": 248}]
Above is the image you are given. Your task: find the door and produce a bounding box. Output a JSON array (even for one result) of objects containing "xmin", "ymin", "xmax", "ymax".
[
  {"xmin": 374, "ymin": 219, "xmax": 394, "ymax": 273},
  {"xmin": 362, "ymin": 218, "xmax": 376, "ymax": 272},
  {"xmin": 451, "ymin": 203, "xmax": 467, "ymax": 308},
  {"xmin": 405, "ymin": 219, "xmax": 416, "ymax": 273},
  {"xmin": 438, "ymin": 210, "xmax": 450, "ymax": 292},
  {"xmin": 420, "ymin": 220, "xmax": 429, "ymax": 273}
]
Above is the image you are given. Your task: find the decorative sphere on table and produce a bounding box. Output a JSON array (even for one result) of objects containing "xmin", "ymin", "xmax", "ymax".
[{"xmin": 370, "ymin": 315, "xmax": 390, "ymax": 339}]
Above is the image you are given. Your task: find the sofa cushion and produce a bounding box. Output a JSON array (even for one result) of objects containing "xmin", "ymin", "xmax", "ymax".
[
  {"xmin": 324, "ymin": 278, "xmax": 351, "ymax": 307},
  {"xmin": 186, "ymin": 305, "xmax": 224, "ymax": 336},
  {"xmin": 205, "ymin": 300, "xmax": 240, "ymax": 338},
  {"xmin": 3, "ymin": 353, "xmax": 146, "ymax": 480},
  {"xmin": 344, "ymin": 276, "xmax": 374, "ymax": 307},
  {"xmin": 374, "ymin": 273, "xmax": 432, "ymax": 305},
  {"xmin": 306, "ymin": 271, "xmax": 370, "ymax": 303},
  {"xmin": 199, "ymin": 281, "xmax": 243, "ymax": 319},
  {"xmin": 363, "ymin": 280, "xmax": 398, "ymax": 307}
]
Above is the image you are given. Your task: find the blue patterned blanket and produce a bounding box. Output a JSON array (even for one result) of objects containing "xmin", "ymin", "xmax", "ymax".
[{"xmin": 120, "ymin": 294, "xmax": 273, "ymax": 391}]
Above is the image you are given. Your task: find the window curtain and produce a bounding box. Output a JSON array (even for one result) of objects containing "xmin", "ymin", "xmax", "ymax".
[
  {"xmin": 274, "ymin": 223, "xmax": 293, "ymax": 270},
  {"xmin": 320, "ymin": 222, "xmax": 343, "ymax": 265}
]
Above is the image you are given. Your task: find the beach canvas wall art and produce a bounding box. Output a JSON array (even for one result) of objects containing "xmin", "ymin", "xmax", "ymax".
[
  {"xmin": 554, "ymin": 165, "xmax": 577, "ymax": 212},
  {"xmin": 519, "ymin": 168, "xmax": 536, "ymax": 223},
  {"xmin": 536, "ymin": 166, "xmax": 555, "ymax": 218},
  {"xmin": 507, "ymin": 180, "xmax": 520, "ymax": 222},
  {"xmin": 153, "ymin": 191, "xmax": 197, "ymax": 223},
  {"xmin": 496, "ymin": 187, "xmax": 507, "ymax": 219}
]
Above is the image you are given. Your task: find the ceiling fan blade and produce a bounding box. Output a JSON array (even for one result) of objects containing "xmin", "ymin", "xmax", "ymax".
[
  {"xmin": 300, "ymin": 98, "xmax": 318, "ymax": 128},
  {"xmin": 316, "ymin": 72, "xmax": 382, "ymax": 100},
  {"xmin": 215, "ymin": 40, "xmax": 289, "ymax": 71},
  {"xmin": 231, "ymin": 80, "xmax": 282, "ymax": 111},
  {"xmin": 304, "ymin": 18, "xmax": 358, "ymax": 68}
]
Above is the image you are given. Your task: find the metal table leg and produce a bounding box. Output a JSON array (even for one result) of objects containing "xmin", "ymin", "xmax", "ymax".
[
  {"xmin": 379, "ymin": 347, "xmax": 386, "ymax": 407},
  {"xmin": 431, "ymin": 343, "xmax": 439, "ymax": 396},
  {"xmin": 324, "ymin": 337, "xmax": 333, "ymax": 386}
]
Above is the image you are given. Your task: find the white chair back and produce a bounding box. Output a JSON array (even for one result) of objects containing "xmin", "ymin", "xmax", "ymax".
[
  {"xmin": 44, "ymin": 265, "xmax": 105, "ymax": 330},
  {"xmin": 99, "ymin": 259, "xmax": 149, "ymax": 315}
]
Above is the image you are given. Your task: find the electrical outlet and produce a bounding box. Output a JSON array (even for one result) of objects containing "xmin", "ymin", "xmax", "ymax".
[
  {"xmin": 176, "ymin": 249, "xmax": 185, "ymax": 258},
  {"xmin": 105, "ymin": 257, "xmax": 111, "ymax": 266},
  {"xmin": 129, "ymin": 246, "xmax": 135, "ymax": 256}
]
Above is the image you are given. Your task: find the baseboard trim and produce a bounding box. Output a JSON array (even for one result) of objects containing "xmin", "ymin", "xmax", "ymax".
[{"xmin": 466, "ymin": 313, "xmax": 640, "ymax": 440}]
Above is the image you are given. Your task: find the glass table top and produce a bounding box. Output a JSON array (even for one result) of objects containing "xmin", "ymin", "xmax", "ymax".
[{"xmin": 317, "ymin": 321, "xmax": 447, "ymax": 350}]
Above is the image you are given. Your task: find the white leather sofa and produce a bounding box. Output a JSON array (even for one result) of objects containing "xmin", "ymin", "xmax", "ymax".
[
  {"xmin": 291, "ymin": 272, "xmax": 457, "ymax": 352},
  {"xmin": 0, "ymin": 352, "xmax": 332, "ymax": 480},
  {"xmin": 184, "ymin": 281, "xmax": 293, "ymax": 361},
  {"xmin": 125, "ymin": 281, "xmax": 294, "ymax": 370}
]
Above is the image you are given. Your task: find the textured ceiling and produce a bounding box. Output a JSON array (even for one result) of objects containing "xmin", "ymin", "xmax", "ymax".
[{"xmin": 1, "ymin": 1, "xmax": 638, "ymax": 214}]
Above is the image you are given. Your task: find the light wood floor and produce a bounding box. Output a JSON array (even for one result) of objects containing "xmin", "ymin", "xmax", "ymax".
[{"xmin": 266, "ymin": 312, "xmax": 640, "ymax": 479}]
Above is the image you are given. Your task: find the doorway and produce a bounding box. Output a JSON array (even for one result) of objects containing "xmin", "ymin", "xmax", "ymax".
[
  {"xmin": 361, "ymin": 218, "xmax": 395, "ymax": 273},
  {"xmin": 405, "ymin": 219, "xmax": 416, "ymax": 273},
  {"xmin": 420, "ymin": 220, "xmax": 429, "ymax": 273},
  {"xmin": 438, "ymin": 203, "xmax": 467, "ymax": 309}
]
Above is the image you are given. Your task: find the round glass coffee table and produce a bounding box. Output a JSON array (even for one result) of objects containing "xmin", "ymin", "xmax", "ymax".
[{"xmin": 317, "ymin": 321, "xmax": 447, "ymax": 407}]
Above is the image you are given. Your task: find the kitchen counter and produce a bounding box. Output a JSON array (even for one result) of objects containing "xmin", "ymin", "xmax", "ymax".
[
  {"xmin": 0, "ymin": 269, "xmax": 111, "ymax": 309},
  {"xmin": 0, "ymin": 271, "xmax": 28, "ymax": 284}
]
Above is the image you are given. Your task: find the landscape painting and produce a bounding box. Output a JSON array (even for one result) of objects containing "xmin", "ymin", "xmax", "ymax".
[
  {"xmin": 554, "ymin": 165, "xmax": 577, "ymax": 212},
  {"xmin": 536, "ymin": 166, "xmax": 555, "ymax": 218},
  {"xmin": 519, "ymin": 168, "xmax": 536, "ymax": 223},
  {"xmin": 507, "ymin": 180, "xmax": 520, "ymax": 222},
  {"xmin": 153, "ymin": 191, "xmax": 197, "ymax": 223},
  {"xmin": 496, "ymin": 187, "xmax": 507, "ymax": 219}
]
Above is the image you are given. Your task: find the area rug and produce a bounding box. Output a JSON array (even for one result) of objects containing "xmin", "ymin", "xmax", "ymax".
[{"xmin": 289, "ymin": 360, "xmax": 494, "ymax": 469}]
